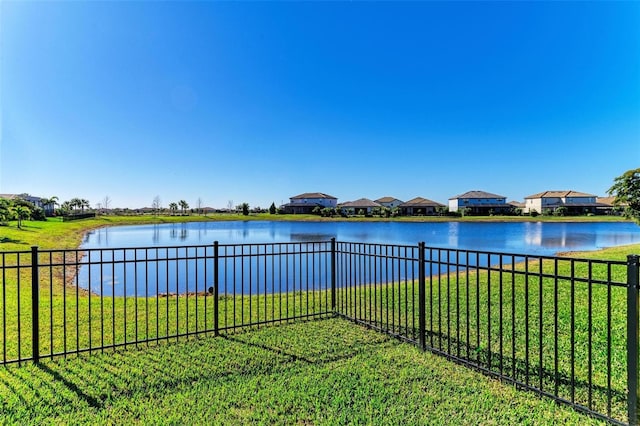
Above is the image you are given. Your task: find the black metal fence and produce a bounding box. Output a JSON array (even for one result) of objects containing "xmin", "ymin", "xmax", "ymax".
[{"xmin": 1, "ymin": 239, "xmax": 639, "ymax": 425}]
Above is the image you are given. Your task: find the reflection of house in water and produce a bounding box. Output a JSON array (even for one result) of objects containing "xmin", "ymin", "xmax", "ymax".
[
  {"xmin": 289, "ymin": 233, "xmax": 336, "ymax": 242},
  {"xmin": 524, "ymin": 222, "xmax": 596, "ymax": 249}
]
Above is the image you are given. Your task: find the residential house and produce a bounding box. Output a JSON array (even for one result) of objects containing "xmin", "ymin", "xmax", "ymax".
[
  {"xmin": 339, "ymin": 198, "xmax": 383, "ymax": 215},
  {"xmin": 375, "ymin": 197, "xmax": 404, "ymax": 209},
  {"xmin": 524, "ymin": 190, "xmax": 604, "ymax": 215},
  {"xmin": 596, "ymin": 196, "xmax": 626, "ymax": 215},
  {"xmin": 448, "ymin": 190, "xmax": 510, "ymax": 215},
  {"xmin": 398, "ymin": 197, "xmax": 445, "ymax": 216},
  {"xmin": 282, "ymin": 193, "xmax": 338, "ymax": 214},
  {"xmin": 0, "ymin": 193, "xmax": 54, "ymax": 215}
]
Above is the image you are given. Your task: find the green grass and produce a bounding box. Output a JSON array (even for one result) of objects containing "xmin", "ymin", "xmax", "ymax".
[
  {"xmin": 0, "ymin": 318, "xmax": 605, "ymax": 425},
  {"xmin": 1, "ymin": 216, "xmax": 639, "ymax": 424}
]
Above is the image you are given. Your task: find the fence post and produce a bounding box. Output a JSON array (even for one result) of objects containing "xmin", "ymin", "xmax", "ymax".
[
  {"xmin": 628, "ymin": 254, "xmax": 640, "ymax": 426},
  {"xmin": 213, "ymin": 241, "xmax": 219, "ymax": 336},
  {"xmin": 31, "ymin": 246, "xmax": 40, "ymax": 363},
  {"xmin": 418, "ymin": 242, "xmax": 426, "ymax": 351},
  {"xmin": 331, "ymin": 238, "xmax": 337, "ymax": 312}
]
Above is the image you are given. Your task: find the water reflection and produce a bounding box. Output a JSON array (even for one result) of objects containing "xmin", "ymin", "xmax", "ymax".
[{"xmin": 78, "ymin": 221, "xmax": 640, "ymax": 297}]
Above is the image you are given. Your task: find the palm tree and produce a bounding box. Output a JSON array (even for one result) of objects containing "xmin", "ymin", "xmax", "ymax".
[
  {"xmin": 43, "ymin": 196, "xmax": 58, "ymax": 216},
  {"xmin": 69, "ymin": 198, "xmax": 82, "ymax": 212},
  {"xmin": 169, "ymin": 202, "xmax": 178, "ymax": 216},
  {"xmin": 80, "ymin": 199, "xmax": 90, "ymax": 212},
  {"xmin": 179, "ymin": 200, "xmax": 189, "ymax": 216},
  {"xmin": 12, "ymin": 205, "xmax": 31, "ymax": 229}
]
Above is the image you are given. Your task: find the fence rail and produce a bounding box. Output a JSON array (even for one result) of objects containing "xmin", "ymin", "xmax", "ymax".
[{"xmin": 1, "ymin": 239, "xmax": 639, "ymax": 425}]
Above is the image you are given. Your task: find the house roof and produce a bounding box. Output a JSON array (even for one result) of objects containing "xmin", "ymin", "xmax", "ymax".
[
  {"xmin": 597, "ymin": 196, "xmax": 627, "ymax": 207},
  {"xmin": 339, "ymin": 198, "xmax": 382, "ymax": 208},
  {"xmin": 399, "ymin": 197, "xmax": 445, "ymax": 207},
  {"xmin": 283, "ymin": 202, "xmax": 326, "ymax": 208},
  {"xmin": 290, "ymin": 192, "xmax": 337, "ymax": 200},
  {"xmin": 449, "ymin": 190, "xmax": 506, "ymax": 200},
  {"xmin": 524, "ymin": 190, "xmax": 596, "ymax": 199},
  {"xmin": 375, "ymin": 196, "xmax": 403, "ymax": 203},
  {"xmin": 509, "ymin": 201, "xmax": 525, "ymax": 208}
]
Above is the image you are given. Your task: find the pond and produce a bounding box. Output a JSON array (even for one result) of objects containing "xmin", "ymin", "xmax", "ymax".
[
  {"xmin": 77, "ymin": 220, "xmax": 640, "ymax": 297},
  {"xmin": 82, "ymin": 220, "xmax": 640, "ymax": 255}
]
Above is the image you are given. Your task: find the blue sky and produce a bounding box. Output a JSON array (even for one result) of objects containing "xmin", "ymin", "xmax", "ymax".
[{"xmin": 1, "ymin": 1, "xmax": 639, "ymax": 209}]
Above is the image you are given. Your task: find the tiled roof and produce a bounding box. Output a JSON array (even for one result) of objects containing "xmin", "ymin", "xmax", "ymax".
[
  {"xmin": 375, "ymin": 196, "xmax": 402, "ymax": 203},
  {"xmin": 524, "ymin": 190, "xmax": 596, "ymax": 199},
  {"xmin": 290, "ymin": 192, "xmax": 337, "ymax": 200},
  {"xmin": 339, "ymin": 198, "xmax": 382, "ymax": 208},
  {"xmin": 399, "ymin": 197, "xmax": 444, "ymax": 207},
  {"xmin": 449, "ymin": 190, "xmax": 505, "ymax": 200},
  {"xmin": 597, "ymin": 196, "xmax": 626, "ymax": 206}
]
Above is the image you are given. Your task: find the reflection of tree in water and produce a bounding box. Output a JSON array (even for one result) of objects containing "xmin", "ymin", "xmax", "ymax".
[
  {"xmin": 170, "ymin": 223, "xmax": 189, "ymax": 241},
  {"xmin": 152, "ymin": 224, "xmax": 160, "ymax": 244}
]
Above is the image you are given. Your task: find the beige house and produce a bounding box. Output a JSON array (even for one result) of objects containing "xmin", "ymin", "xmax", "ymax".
[{"xmin": 524, "ymin": 190, "xmax": 603, "ymax": 215}]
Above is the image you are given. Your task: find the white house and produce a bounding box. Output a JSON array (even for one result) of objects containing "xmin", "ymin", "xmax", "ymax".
[
  {"xmin": 524, "ymin": 190, "xmax": 602, "ymax": 215},
  {"xmin": 282, "ymin": 192, "xmax": 338, "ymax": 214},
  {"xmin": 448, "ymin": 190, "xmax": 509, "ymax": 215}
]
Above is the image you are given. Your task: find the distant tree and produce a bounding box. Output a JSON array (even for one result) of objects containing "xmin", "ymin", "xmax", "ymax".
[
  {"xmin": 43, "ymin": 196, "xmax": 58, "ymax": 216},
  {"xmin": 0, "ymin": 199, "xmax": 11, "ymax": 225},
  {"xmin": 69, "ymin": 198, "xmax": 82, "ymax": 212},
  {"xmin": 553, "ymin": 206, "xmax": 567, "ymax": 217},
  {"xmin": 13, "ymin": 205, "xmax": 31, "ymax": 229},
  {"xmin": 241, "ymin": 202, "xmax": 249, "ymax": 216},
  {"xmin": 529, "ymin": 209, "xmax": 539, "ymax": 217},
  {"xmin": 196, "ymin": 197, "xmax": 203, "ymax": 215},
  {"xmin": 269, "ymin": 202, "xmax": 277, "ymax": 215},
  {"xmin": 227, "ymin": 200, "xmax": 234, "ymax": 212},
  {"xmin": 312, "ymin": 206, "xmax": 322, "ymax": 216},
  {"xmin": 436, "ymin": 206, "xmax": 448, "ymax": 216},
  {"xmin": 169, "ymin": 202, "xmax": 178, "ymax": 216},
  {"xmin": 609, "ymin": 168, "xmax": 640, "ymax": 224},
  {"xmin": 103, "ymin": 196, "xmax": 111, "ymax": 213},
  {"xmin": 179, "ymin": 200, "xmax": 189, "ymax": 215},
  {"xmin": 459, "ymin": 207, "xmax": 471, "ymax": 217},
  {"xmin": 58, "ymin": 201, "xmax": 72, "ymax": 216},
  {"xmin": 152, "ymin": 196, "xmax": 162, "ymax": 216}
]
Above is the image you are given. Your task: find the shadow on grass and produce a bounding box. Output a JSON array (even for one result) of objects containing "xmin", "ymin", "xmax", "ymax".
[
  {"xmin": 0, "ymin": 318, "xmax": 393, "ymax": 420},
  {"xmin": 351, "ymin": 316, "xmax": 627, "ymax": 420},
  {"xmin": 0, "ymin": 237, "xmax": 25, "ymax": 244},
  {"xmin": 34, "ymin": 362, "xmax": 103, "ymax": 409}
]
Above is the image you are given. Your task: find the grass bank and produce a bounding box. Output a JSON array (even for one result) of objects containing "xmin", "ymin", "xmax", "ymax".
[
  {"xmin": 1, "ymin": 214, "xmax": 638, "ymax": 424},
  {"xmin": 0, "ymin": 318, "xmax": 604, "ymax": 425}
]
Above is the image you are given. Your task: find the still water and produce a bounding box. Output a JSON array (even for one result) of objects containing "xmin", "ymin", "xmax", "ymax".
[
  {"xmin": 82, "ymin": 220, "xmax": 640, "ymax": 255},
  {"xmin": 78, "ymin": 221, "xmax": 640, "ymax": 296}
]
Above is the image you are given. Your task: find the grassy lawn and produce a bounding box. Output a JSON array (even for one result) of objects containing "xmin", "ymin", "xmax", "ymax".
[
  {"xmin": 0, "ymin": 318, "xmax": 605, "ymax": 425},
  {"xmin": 1, "ymin": 215, "xmax": 639, "ymax": 424}
]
